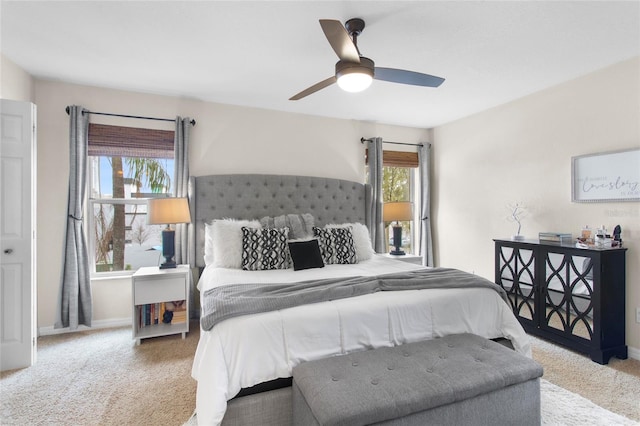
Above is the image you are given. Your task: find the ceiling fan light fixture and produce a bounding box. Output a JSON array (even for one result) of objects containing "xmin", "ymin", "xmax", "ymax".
[
  {"xmin": 335, "ymin": 57, "xmax": 375, "ymax": 93},
  {"xmin": 337, "ymin": 70, "xmax": 373, "ymax": 92}
]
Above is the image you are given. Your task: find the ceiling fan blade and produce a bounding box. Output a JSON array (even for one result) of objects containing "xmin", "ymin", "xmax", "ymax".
[
  {"xmin": 289, "ymin": 76, "xmax": 337, "ymax": 100},
  {"xmin": 319, "ymin": 19, "xmax": 360, "ymax": 63},
  {"xmin": 374, "ymin": 67, "xmax": 445, "ymax": 88}
]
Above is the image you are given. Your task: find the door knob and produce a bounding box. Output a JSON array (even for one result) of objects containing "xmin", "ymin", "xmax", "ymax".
[{"xmin": 3, "ymin": 249, "xmax": 13, "ymax": 254}]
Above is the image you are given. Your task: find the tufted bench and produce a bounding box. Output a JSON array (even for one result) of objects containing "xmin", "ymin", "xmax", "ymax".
[{"xmin": 292, "ymin": 333, "xmax": 543, "ymax": 426}]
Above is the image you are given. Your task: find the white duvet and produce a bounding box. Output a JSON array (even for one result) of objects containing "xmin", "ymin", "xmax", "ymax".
[{"xmin": 191, "ymin": 255, "xmax": 530, "ymax": 426}]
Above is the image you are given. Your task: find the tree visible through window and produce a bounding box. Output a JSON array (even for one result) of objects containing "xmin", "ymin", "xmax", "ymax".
[{"xmin": 383, "ymin": 167, "xmax": 410, "ymax": 202}]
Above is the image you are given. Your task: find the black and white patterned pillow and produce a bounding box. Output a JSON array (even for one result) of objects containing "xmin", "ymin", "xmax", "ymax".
[
  {"xmin": 313, "ymin": 226, "xmax": 357, "ymax": 265},
  {"xmin": 241, "ymin": 227, "xmax": 290, "ymax": 271}
]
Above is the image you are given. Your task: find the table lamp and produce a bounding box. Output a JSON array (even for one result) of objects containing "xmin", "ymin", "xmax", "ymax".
[
  {"xmin": 383, "ymin": 202, "xmax": 413, "ymax": 255},
  {"xmin": 147, "ymin": 197, "xmax": 191, "ymax": 269}
]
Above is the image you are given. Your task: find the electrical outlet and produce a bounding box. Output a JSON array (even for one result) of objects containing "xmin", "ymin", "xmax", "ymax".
[{"xmin": 637, "ymin": 308, "xmax": 640, "ymax": 324}]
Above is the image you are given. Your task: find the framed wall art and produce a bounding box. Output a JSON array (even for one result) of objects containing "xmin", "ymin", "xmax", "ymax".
[{"xmin": 572, "ymin": 148, "xmax": 640, "ymax": 202}]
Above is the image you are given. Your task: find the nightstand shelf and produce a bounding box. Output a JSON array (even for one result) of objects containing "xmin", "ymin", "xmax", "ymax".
[
  {"xmin": 132, "ymin": 265, "xmax": 190, "ymax": 345},
  {"xmin": 383, "ymin": 253, "xmax": 423, "ymax": 265},
  {"xmin": 134, "ymin": 322, "xmax": 187, "ymax": 340}
]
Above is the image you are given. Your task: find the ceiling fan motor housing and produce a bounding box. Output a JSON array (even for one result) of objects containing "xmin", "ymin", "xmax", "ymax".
[
  {"xmin": 335, "ymin": 56, "xmax": 375, "ymax": 79},
  {"xmin": 344, "ymin": 18, "xmax": 365, "ymax": 36}
]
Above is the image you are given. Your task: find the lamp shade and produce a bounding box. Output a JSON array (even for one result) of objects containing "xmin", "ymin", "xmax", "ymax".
[
  {"xmin": 147, "ymin": 197, "xmax": 191, "ymax": 225},
  {"xmin": 383, "ymin": 202, "xmax": 413, "ymax": 222}
]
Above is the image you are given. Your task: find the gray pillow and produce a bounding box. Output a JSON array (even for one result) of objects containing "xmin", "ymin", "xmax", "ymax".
[{"xmin": 260, "ymin": 213, "xmax": 315, "ymax": 239}]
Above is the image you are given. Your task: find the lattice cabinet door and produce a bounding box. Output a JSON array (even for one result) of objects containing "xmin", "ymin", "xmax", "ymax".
[
  {"xmin": 540, "ymin": 250, "xmax": 595, "ymax": 343},
  {"xmin": 495, "ymin": 243, "xmax": 537, "ymax": 327}
]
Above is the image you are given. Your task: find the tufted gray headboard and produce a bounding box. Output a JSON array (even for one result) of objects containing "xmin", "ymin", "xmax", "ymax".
[{"xmin": 188, "ymin": 174, "xmax": 372, "ymax": 268}]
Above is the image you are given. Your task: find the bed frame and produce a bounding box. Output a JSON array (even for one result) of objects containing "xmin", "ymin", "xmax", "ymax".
[{"xmin": 188, "ymin": 174, "xmax": 372, "ymax": 425}]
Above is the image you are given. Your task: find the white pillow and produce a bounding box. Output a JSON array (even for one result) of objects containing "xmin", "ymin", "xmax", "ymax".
[
  {"xmin": 204, "ymin": 222, "xmax": 215, "ymax": 265},
  {"xmin": 326, "ymin": 222, "xmax": 375, "ymax": 261},
  {"xmin": 208, "ymin": 219, "xmax": 261, "ymax": 268}
]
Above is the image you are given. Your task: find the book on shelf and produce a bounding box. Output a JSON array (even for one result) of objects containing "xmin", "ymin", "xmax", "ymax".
[
  {"xmin": 170, "ymin": 300, "xmax": 187, "ymax": 324},
  {"xmin": 137, "ymin": 302, "xmax": 169, "ymax": 328},
  {"xmin": 539, "ymin": 232, "xmax": 572, "ymax": 244},
  {"xmin": 138, "ymin": 301, "xmax": 187, "ymax": 327},
  {"xmin": 172, "ymin": 314, "xmax": 187, "ymax": 324}
]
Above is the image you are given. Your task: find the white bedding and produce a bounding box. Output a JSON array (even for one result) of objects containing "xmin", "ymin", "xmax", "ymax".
[{"xmin": 191, "ymin": 255, "xmax": 530, "ymax": 426}]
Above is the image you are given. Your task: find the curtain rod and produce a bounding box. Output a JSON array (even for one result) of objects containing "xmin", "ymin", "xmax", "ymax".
[
  {"xmin": 65, "ymin": 106, "xmax": 196, "ymax": 126},
  {"xmin": 360, "ymin": 137, "xmax": 423, "ymax": 147}
]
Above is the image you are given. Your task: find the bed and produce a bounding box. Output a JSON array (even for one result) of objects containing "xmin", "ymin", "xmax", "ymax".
[{"xmin": 188, "ymin": 174, "xmax": 531, "ymax": 426}]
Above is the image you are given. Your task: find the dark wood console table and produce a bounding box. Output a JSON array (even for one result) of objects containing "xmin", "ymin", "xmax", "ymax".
[{"xmin": 494, "ymin": 238, "xmax": 627, "ymax": 364}]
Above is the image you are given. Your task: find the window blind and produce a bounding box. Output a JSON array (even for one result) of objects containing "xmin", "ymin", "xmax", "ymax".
[
  {"xmin": 365, "ymin": 149, "xmax": 418, "ymax": 168},
  {"xmin": 88, "ymin": 123, "xmax": 174, "ymax": 158}
]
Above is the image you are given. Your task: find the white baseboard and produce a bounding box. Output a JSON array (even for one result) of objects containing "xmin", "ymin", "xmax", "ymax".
[
  {"xmin": 38, "ymin": 317, "xmax": 131, "ymax": 336},
  {"xmin": 628, "ymin": 345, "xmax": 640, "ymax": 361}
]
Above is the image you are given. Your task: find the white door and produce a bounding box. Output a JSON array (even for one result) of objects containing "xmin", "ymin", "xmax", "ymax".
[{"xmin": 0, "ymin": 99, "xmax": 37, "ymax": 371}]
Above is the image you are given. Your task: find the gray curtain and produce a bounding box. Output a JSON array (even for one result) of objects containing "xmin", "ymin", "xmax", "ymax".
[
  {"xmin": 173, "ymin": 116, "xmax": 191, "ymax": 266},
  {"xmin": 174, "ymin": 117, "xmax": 196, "ymax": 317},
  {"xmin": 418, "ymin": 143, "xmax": 434, "ymax": 267},
  {"xmin": 55, "ymin": 105, "xmax": 92, "ymax": 329},
  {"xmin": 366, "ymin": 137, "xmax": 385, "ymax": 252}
]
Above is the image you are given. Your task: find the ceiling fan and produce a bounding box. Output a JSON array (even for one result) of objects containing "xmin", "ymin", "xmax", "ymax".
[{"xmin": 290, "ymin": 18, "xmax": 445, "ymax": 101}]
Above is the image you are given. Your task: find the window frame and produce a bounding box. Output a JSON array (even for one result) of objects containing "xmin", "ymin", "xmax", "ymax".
[
  {"xmin": 368, "ymin": 148, "xmax": 420, "ymax": 254},
  {"xmin": 87, "ymin": 160, "xmax": 174, "ymax": 277},
  {"xmin": 86, "ymin": 123, "xmax": 175, "ymax": 277},
  {"xmin": 381, "ymin": 165, "xmax": 418, "ymax": 254}
]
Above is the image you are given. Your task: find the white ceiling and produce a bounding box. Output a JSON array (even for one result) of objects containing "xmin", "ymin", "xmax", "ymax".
[{"xmin": 2, "ymin": 1, "xmax": 639, "ymax": 128}]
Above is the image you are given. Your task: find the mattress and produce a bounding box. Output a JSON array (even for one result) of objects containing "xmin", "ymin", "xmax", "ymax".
[{"xmin": 191, "ymin": 255, "xmax": 530, "ymax": 426}]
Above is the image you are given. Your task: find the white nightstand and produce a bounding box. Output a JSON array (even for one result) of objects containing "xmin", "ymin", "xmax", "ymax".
[
  {"xmin": 131, "ymin": 265, "xmax": 190, "ymax": 345},
  {"xmin": 383, "ymin": 253, "xmax": 423, "ymax": 265}
]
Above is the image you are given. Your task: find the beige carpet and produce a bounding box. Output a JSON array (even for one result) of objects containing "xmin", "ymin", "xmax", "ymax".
[
  {"xmin": 531, "ymin": 335, "xmax": 640, "ymax": 422},
  {"xmin": 1, "ymin": 322, "xmax": 198, "ymax": 425},
  {"xmin": 1, "ymin": 323, "xmax": 639, "ymax": 425}
]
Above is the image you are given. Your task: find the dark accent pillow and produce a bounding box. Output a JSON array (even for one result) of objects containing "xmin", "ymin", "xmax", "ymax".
[
  {"xmin": 241, "ymin": 227, "xmax": 290, "ymax": 271},
  {"xmin": 313, "ymin": 226, "xmax": 357, "ymax": 265},
  {"xmin": 288, "ymin": 239, "xmax": 325, "ymax": 271}
]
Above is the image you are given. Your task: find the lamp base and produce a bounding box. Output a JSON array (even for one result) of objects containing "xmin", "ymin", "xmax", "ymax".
[
  {"xmin": 160, "ymin": 228, "xmax": 177, "ymax": 269},
  {"xmin": 159, "ymin": 260, "xmax": 177, "ymax": 269},
  {"xmin": 390, "ymin": 225, "xmax": 406, "ymax": 256}
]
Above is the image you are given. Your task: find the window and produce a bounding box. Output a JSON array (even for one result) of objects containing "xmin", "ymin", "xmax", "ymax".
[
  {"xmin": 382, "ymin": 165, "xmax": 415, "ymax": 254},
  {"xmin": 366, "ymin": 149, "xmax": 419, "ymax": 253},
  {"xmin": 88, "ymin": 124, "xmax": 175, "ymax": 275}
]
